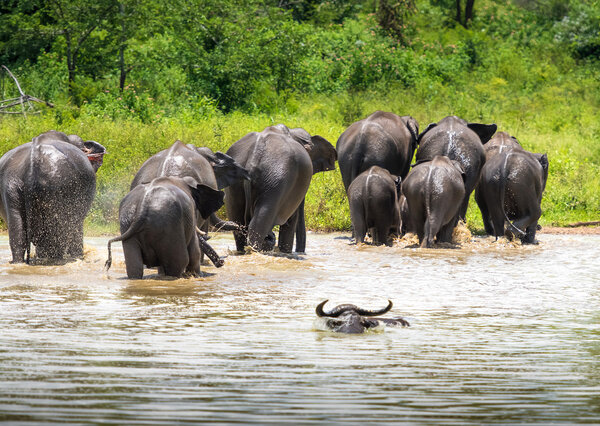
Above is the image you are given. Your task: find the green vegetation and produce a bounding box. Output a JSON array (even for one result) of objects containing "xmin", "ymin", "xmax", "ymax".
[{"xmin": 1, "ymin": 0, "xmax": 599, "ymax": 234}]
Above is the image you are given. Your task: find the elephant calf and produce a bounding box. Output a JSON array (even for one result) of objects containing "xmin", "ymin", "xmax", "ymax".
[
  {"xmin": 315, "ymin": 300, "xmax": 409, "ymax": 334},
  {"xmin": 106, "ymin": 176, "xmax": 224, "ymax": 279},
  {"xmin": 401, "ymin": 155, "xmax": 466, "ymax": 248},
  {"xmin": 477, "ymin": 148, "xmax": 549, "ymax": 244},
  {"xmin": 348, "ymin": 166, "xmax": 401, "ymax": 245}
]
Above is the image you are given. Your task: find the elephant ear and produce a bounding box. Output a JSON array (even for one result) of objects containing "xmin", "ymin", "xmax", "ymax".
[
  {"xmin": 189, "ymin": 184, "xmax": 225, "ymax": 220},
  {"xmin": 417, "ymin": 122, "xmax": 437, "ymax": 144},
  {"xmin": 393, "ymin": 175, "xmax": 402, "ymax": 198},
  {"xmin": 467, "ymin": 123, "xmax": 497, "ymax": 144},
  {"xmin": 405, "ymin": 116, "xmax": 420, "ymax": 148},
  {"xmin": 289, "ymin": 127, "xmax": 314, "ymax": 152},
  {"xmin": 310, "ymin": 135, "xmax": 337, "ymax": 173},
  {"xmin": 537, "ymin": 153, "xmax": 549, "ymax": 171},
  {"xmin": 450, "ymin": 160, "xmax": 467, "ymax": 184},
  {"xmin": 212, "ymin": 151, "xmax": 251, "ymax": 188}
]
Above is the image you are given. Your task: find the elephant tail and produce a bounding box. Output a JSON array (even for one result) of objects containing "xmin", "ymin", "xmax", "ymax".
[
  {"xmin": 24, "ymin": 138, "xmax": 43, "ymax": 264},
  {"xmin": 105, "ymin": 192, "xmax": 149, "ymax": 271},
  {"xmin": 499, "ymin": 152, "xmax": 526, "ymax": 238}
]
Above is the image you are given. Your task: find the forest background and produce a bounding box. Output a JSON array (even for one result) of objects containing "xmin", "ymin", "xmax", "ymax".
[{"xmin": 0, "ymin": 0, "xmax": 599, "ymax": 234}]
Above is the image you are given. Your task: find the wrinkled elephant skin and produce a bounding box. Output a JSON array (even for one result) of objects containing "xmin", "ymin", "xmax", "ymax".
[
  {"xmin": 477, "ymin": 148, "xmax": 549, "ymax": 244},
  {"xmin": 416, "ymin": 116, "xmax": 496, "ymax": 221},
  {"xmin": 225, "ymin": 124, "xmax": 336, "ymax": 253},
  {"xmin": 337, "ymin": 111, "xmax": 419, "ymax": 192},
  {"xmin": 0, "ymin": 130, "xmax": 105, "ymax": 263},
  {"xmin": 106, "ymin": 176, "xmax": 224, "ymax": 279},
  {"xmin": 401, "ymin": 155, "xmax": 466, "ymax": 248},
  {"xmin": 348, "ymin": 166, "xmax": 401, "ymax": 245}
]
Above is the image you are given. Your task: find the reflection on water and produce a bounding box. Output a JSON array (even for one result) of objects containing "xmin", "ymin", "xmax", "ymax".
[{"xmin": 1, "ymin": 233, "xmax": 600, "ymax": 424}]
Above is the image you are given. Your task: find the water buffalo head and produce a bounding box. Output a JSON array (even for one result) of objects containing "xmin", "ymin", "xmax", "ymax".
[{"xmin": 315, "ymin": 299, "xmax": 409, "ymax": 334}]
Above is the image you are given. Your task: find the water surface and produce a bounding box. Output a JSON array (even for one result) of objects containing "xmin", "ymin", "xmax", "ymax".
[{"xmin": 0, "ymin": 233, "xmax": 599, "ymax": 424}]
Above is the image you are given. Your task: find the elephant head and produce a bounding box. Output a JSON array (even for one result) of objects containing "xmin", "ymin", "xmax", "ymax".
[
  {"xmin": 315, "ymin": 299, "xmax": 408, "ymax": 333},
  {"xmin": 192, "ymin": 146, "xmax": 251, "ymax": 189},
  {"xmin": 35, "ymin": 130, "xmax": 106, "ymax": 172}
]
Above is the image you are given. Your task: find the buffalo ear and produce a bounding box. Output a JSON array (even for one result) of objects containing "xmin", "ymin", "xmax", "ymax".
[
  {"xmin": 190, "ymin": 184, "xmax": 225, "ymax": 220},
  {"xmin": 467, "ymin": 123, "xmax": 497, "ymax": 144},
  {"xmin": 417, "ymin": 122, "xmax": 437, "ymax": 144}
]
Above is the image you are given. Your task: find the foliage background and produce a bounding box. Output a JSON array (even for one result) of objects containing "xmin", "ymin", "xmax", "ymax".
[{"xmin": 0, "ymin": 0, "xmax": 599, "ymax": 233}]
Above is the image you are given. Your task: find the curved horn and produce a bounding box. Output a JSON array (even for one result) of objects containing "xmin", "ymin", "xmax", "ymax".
[
  {"xmin": 354, "ymin": 300, "xmax": 393, "ymax": 317},
  {"xmin": 316, "ymin": 300, "xmax": 329, "ymax": 317}
]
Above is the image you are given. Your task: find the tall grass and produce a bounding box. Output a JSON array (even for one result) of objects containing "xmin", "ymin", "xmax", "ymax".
[{"xmin": 1, "ymin": 81, "xmax": 598, "ymax": 235}]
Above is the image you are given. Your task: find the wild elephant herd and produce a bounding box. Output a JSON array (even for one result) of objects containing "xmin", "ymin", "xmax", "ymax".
[{"xmin": 0, "ymin": 111, "xmax": 548, "ymax": 279}]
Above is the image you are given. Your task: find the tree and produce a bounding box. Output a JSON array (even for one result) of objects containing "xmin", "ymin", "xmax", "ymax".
[
  {"xmin": 44, "ymin": 0, "xmax": 118, "ymax": 96},
  {"xmin": 456, "ymin": 0, "xmax": 475, "ymax": 28},
  {"xmin": 377, "ymin": 0, "xmax": 417, "ymax": 43}
]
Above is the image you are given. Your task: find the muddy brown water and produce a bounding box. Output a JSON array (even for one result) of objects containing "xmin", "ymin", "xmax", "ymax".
[{"xmin": 0, "ymin": 232, "xmax": 599, "ymax": 424}]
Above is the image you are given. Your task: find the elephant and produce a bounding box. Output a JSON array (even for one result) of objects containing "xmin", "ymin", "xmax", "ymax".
[
  {"xmin": 401, "ymin": 155, "xmax": 466, "ymax": 248},
  {"xmin": 315, "ymin": 300, "xmax": 409, "ymax": 334},
  {"xmin": 483, "ymin": 131, "xmax": 522, "ymax": 160},
  {"xmin": 347, "ymin": 166, "xmax": 402, "ymax": 245},
  {"xmin": 105, "ymin": 176, "xmax": 225, "ymax": 279},
  {"xmin": 131, "ymin": 140, "xmax": 249, "ymax": 233},
  {"xmin": 224, "ymin": 124, "xmax": 337, "ymax": 253},
  {"xmin": 476, "ymin": 149, "xmax": 549, "ymax": 244},
  {"xmin": 0, "ymin": 130, "xmax": 106, "ymax": 263},
  {"xmin": 336, "ymin": 111, "xmax": 419, "ymax": 192},
  {"xmin": 416, "ymin": 116, "xmax": 497, "ymax": 221},
  {"xmin": 475, "ymin": 131, "xmax": 524, "ymax": 234}
]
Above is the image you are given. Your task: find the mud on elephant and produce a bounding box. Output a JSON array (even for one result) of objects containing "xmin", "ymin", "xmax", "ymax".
[
  {"xmin": 0, "ymin": 130, "xmax": 106, "ymax": 263},
  {"xmin": 224, "ymin": 124, "xmax": 337, "ymax": 253},
  {"xmin": 105, "ymin": 176, "xmax": 224, "ymax": 279},
  {"xmin": 401, "ymin": 155, "xmax": 466, "ymax": 248},
  {"xmin": 416, "ymin": 116, "xmax": 496, "ymax": 222},
  {"xmin": 336, "ymin": 111, "xmax": 419, "ymax": 192},
  {"xmin": 131, "ymin": 140, "xmax": 249, "ymax": 233},
  {"xmin": 477, "ymin": 146, "xmax": 549, "ymax": 244}
]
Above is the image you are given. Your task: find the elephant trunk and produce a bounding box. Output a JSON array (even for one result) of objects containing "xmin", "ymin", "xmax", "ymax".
[
  {"xmin": 316, "ymin": 300, "xmax": 393, "ymax": 317},
  {"xmin": 197, "ymin": 231, "xmax": 224, "ymax": 268}
]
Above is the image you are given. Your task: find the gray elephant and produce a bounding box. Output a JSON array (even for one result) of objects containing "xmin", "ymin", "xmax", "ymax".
[
  {"xmin": 336, "ymin": 111, "xmax": 419, "ymax": 192},
  {"xmin": 105, "ymin": 176, "xmax": 224, "ymax": 279},
  {"xmin": 482, "ymin": 131, "xmax": 522, "ymax": 160},
  {"xmin": 131, "ymin": 140, "xmax": 249, "ymax": 232},
  {"xmin": 0, "ymin": 130, "xmax": 105, "ymax": 263},
  {"xmin": 347, "ymin": 166, "xmax": 401, "ymax": 245},
  {"xmin": 401, "ymin": 155, "xmax": 466, "ymax": 248},
  {"xmin": 416, "ymin": 116, "xmax": 497, "ymax": 221},
  {"xmin": 315, "ymin": 300, "xmax": 409, "ymax": 334},
  {"xmin": 225, "ymin": 124, "xmax": 337, "ymax": 253},
  {"xmin": 477, "ymin": 149, "xmax": 549, "ymax": 244},
  {"xmin": 475, "ymin": 131, "xmax": 523, "ymax": 234}
]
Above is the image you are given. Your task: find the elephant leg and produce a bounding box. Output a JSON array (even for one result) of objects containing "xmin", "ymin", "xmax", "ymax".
[
  {"xmin": 422, "ymin": 214, "xmax": 441, "ymax": 248},
  {"xmin": 65, "ymin": 222, "xmax": 85, "ymax": 259},
  {"xmin": 122, "ymin": 239, "xmax": 144, "ymax": 279},
  {"xmin": 294, "ymin": 199, "xmax": 306, "ymax": 253},
  {"xmin": 437, "ymin": 217, "xmax": 457, "ymax": 244},
  {"xmin": 278, "ymin": 210, "xmax": 299, "ymax": 253},
  {"xmin": 457, "ymin": 194, "xmax": 470, "ymax": 222},
  {"xmin": 185, "ymin": 235, "xmax": 202, "ymax": 277},
  {"xmin": 513, "ymin": 206, "xmax": 541, "ymax": 244},
  {"xmin": 247, "ymin": 202, "xmax": 278, "ymax": 252},
  {"xmin": 475, "ymin": 188, "xmax": 494, "ymax": 235},
  {"xmin": 6, "ymin": 208, "xmax": 27, "ymax": 263}
]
